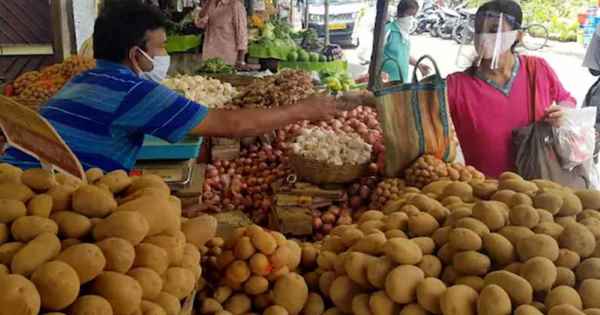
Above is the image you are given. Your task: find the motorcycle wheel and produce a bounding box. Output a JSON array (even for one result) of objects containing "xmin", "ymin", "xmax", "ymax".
[
  {"xmin": 452, "ymin": 22, "xmax": 473, "ymax": 44},
  {"xmin": 430, "ymin": 25, "xmax": 440, "ymax": 37}
]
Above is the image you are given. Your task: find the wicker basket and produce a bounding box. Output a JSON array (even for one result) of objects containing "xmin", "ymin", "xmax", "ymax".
[{"xmin": 289, "ymin": 153, "xmax": 369, "ymax": 184}]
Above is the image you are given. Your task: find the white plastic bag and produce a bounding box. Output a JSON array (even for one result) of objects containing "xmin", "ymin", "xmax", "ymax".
[{"xmin": 553, "ymin": 107, "xmax": 597, "ymax": 171}]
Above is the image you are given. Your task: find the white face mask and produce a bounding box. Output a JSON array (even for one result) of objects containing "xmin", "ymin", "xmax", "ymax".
[
  {"xmin": 476, "ymin": 30, "xmax": 518, "ymax": 60},
  {"xmin": 396, "ymin": 16, "xmax": 414, "ymax": 33},
  {"xmin": 138, "ymin": 49, "xmax": 171, "ymax": 82}
]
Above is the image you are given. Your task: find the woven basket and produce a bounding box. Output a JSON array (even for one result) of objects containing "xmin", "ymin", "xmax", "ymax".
[{"xmin": 289, "ymin": 153, "xmax": 369, "ymax": 184}]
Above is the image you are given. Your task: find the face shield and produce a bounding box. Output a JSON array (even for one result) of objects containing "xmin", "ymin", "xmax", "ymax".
[{"xmin": 456, "ymin": 11, "xmax": 520, "ymax": 70}]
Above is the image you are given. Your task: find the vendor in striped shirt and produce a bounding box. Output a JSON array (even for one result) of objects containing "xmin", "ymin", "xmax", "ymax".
[{"xmin": 3, "ymin": 0, "xmax": 339, "ymax": 172}]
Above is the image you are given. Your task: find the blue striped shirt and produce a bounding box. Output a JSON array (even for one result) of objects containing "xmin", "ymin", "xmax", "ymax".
[{"xmin": 3, "ymin": 60, "xmax": 208, "ymax": 171}]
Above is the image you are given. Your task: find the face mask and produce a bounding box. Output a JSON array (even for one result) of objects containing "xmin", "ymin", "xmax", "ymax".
[
  {"xmin": 137, "ymin": 48, "xmax": 171, "ymax": 82},
  {"xmin": 396, "ymin": 16, "xmax": 414, "ymax": 33},
  {"xmin": 476, "ymin": 30, "xmax": 518, "ymax": 60}
]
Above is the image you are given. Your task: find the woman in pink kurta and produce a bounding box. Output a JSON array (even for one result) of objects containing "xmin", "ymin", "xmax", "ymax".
[
  {"xmin": 447, "ymin": 0, "xmax": 575, "ymax": 178},
  {"xmin": 196, "ymin": 0, "xmax": 248, "ymax": 65}
]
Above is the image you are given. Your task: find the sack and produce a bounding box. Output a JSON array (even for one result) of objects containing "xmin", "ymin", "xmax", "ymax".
[
  {"xmin": 513, "ymin": 56, "xmax": 596, "ymax": 189},
  {"xmin": 373, "ymin": 55, "xmax": 456, "ymax": 177},
  {"xmin": 553, "ymin": 107, "xmax": 597, "ymax": 171}
]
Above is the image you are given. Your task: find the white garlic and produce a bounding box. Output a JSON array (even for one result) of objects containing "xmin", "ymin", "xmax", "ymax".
[
  {"xmin": 291, "ymin": 127, "xmax": 372, "ymax": 166},
  {"xmin": 162, "ymin": 75, "xmax": 239, "ymax": 109}
]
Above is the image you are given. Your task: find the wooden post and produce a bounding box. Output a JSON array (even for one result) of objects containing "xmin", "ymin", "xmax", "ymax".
[
  {"xmin": 368, "ymin": 0, "xmax": 389, "ymax": 90},
  {"xmin": 51, "ymin": 0, "xmax": 75, "ymax": 62},
  {"xmin": 324, "ymin": 0, "xmax": 330, "ymax": 45}
]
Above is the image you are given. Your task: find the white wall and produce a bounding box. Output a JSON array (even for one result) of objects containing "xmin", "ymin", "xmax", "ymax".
[{"xmin": 72, "ymin": 0, "xmax": 98, "ymax": 52}]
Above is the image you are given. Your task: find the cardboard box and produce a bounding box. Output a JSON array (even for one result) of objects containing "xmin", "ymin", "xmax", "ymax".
[
  {"xmin": 211, "ymin": 143, "xmax": 240, "ymax": 161},
  {"xmin": 269, "ymin": 206, "xmax": 313, "ymax": 236},
  {"xmin": 212, "ymin": 211, "xmax": 253, "ymax": 240}
]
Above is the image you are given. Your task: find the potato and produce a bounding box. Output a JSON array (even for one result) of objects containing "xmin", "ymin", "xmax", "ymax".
[
  {"xmin": 472, "ymin": 201, "xmax": 507, "ymax": 231},
  {"xmin": 580, "ymin": 218, "xmax": 600, "ymax": 240},
  {"xmin": 270, "ymin": 245, "xmax": 292, "ymax": 270},
  {"xmin": 264, "ymin": 305, "xmax": 289, "ymax": 315},
  {"xmin": 557, "ymin": 216, "xmax": 578, "ymax": 228},
  {"xmin": 366, "ymin": 257, "xmax": 394, "ymax": 289},
  {"xmin": 534, "ymin": 192, "xmax": 564, "ymax": 215},
  {"xmin": 141, "ymin": 300, "xmax": 167, "ymax": 315},
  {"xmin": 555, "ymin": 267, "xmax": 576, "ymax": 289},
  {"xmin": 520, "ymin": 257, "xmax": 557, "ymax": 291},
  {"xmin": 330, "ymin": 276, "xmax": 362, "ymax": 313},
  {"xmin": 484, "ymin": 271, "xmax": 533, "ymax": 306},
  {"xmin": 242, "ymin": 276, "xmax": 268, "ymax": 295},
  {"xmin": 345, "ymin": 252, "xmax": 374, "ymax": 287},
  {"xmin": 351, "ymin": 232, "xmax": 387, "ymax": 255},
  {"xmin": 454, "ymin": 218, "xmax": 490, "ymax": 237},
  {"xmin": 579, "ymin": 279, "xmax": 600, "ymax": 309},
  {"xmin": 127, "ymin": 175, "xmax": 169, "ymax": 195},
  {"xmin": 31, "ymin": 261, "xmax": 79, "ymax": 311},
  {"xmin": 0, "ymin": 274, "xmax": 41, "ymax": 315},
  {"xmin": 118, "ymin": 195, "xmax": 180, "ymax": 237},
  {"xmin": 21, "ymin": 169, "xmax": 56, "ymax": 191},
  {"xmin": 302, "ymin": 293, "xmax": 324, "ymax": 315},
  {"xmin": 384, "ymin": 238, "xmax": 422, "ymax": 265},
  {"xmin": 25, "ymin": 194, "xmax": 52, "ymax": 218},
  {"xmin": 473, "ymin": 181, "xmax": 499, "ymax": 199},
  {"xmin": 449, "ymin": 228, "xmax": 482, "ymax": 251},
  {"xmin": 51, "ymin": 211, "xmax": 92, "ymax": 239},
  {"xmin": 437, "ymin": 243, "xmax": 456, "ymax": 265},
  {"xmin": 224, "ymin": 294, "xmax": 251, "ymax": 315},
  {"xmin": 455, "ymin": 276, "xmax": 485, "ymax": 292},
  {"xmin": 482, "ymin": 233, "xmax": 515, "ymax": 266},
  {"xmin": 533, "ymin": 222, "xmax": 565, "ymax": 240},
  {"xmin": 0, "ymin": 182, "xmax": 34, "ymax": 203},
  {"xmin": 0, "ymin": 242, "xmax": 23, "ymax": 265},
  {"xmin": 72, "ymin": 185, "xmax": 117, "ymax": 218},
  {"xmin": 537, "ymin": 209, "xmax": 555, "ymax": 223},
  {"xmin": 93, "ymin": 211, "xmax": 150, "ymax": 245},
  {"xmin": 442, "ymin": 182, "xmax": 474, "ymax": 202},
  {"xmin": 499, "ymin": 179, "xmax": 538, "ymax": 195},
  {"xmin": 510, "ymin": 205, "xmax": 540, "ymax": 228},
  {"xmin": 477, "ymin": 284, "xmax": 511, "ymax": 315},
  {"xmin": 546, "ymin": 286, "xmax": 583, "ymax": 310},
  {"xmin": 408, "ymin": 212, "xmax": 439, "ymax": 237},
  {"xmin": 181, "ymin": 215, "xmax": 217, "ymax": 249},
  {"xmin": 440, "ymin": 285, "xmax": 478, "ymax": 315},
  {"xmin": 152, "ymin": 292, "xmax": 180, "ymax": 315},
  {"xmin": 548, "ymin": 305, "xmax": 585, "ymax": 315},
  {"xmin": 385, "ymin": 212, "xmax": 408, "ymax": 231},
  {"xmin": 584, "ymin": 309, "xmax": 600, "ymax": 315},
  {"xmin": 370, "ymin": 290, "xmax": 396, "ymax": 315},
  {"xmin": 134, "ymin": 243, "xmax": 169, "ymax": 275},
  {"xmin": 162, "ymin": 267, "xmax": 195, "ymax": 299},
  {"xmin": 416, "ymin": 277, "xmax": 446, "ymax": 314},
  {"xmin": 418, "ymin": 255, "xmax": 442, "ymax": 278},
  {"xmin": 286, "ymin": 240, "xmax": 302, "ymax": 271},
  {"xmin": 385, "ymin": 265, "xmax": 424, "ymax": 304},
  {"xmin": 11, "ymin": 232, "xmax": 60, "ymax": 276},
  {"xmin": 69, "ymin": 295, "xmax": 113, "ymax": 315},
  {"xmin": 445, "ymin": 207, "xmax": 473, "ymax": 227},
  {"xmin": 504, "ymin": 262, "xmax": 523, "ymax": 274},
  {"xmin": 351, "ymin": 294, "xmax": 371, "ymax": 315},
  {"xmin": 144, "ymin": 234, "xmax": 185, "ymax": 267},
  {"xmin": 398, "ymin": 304, "xmax": 428, "ymax": 315},
  {"xmin": 453, "ymin": 251, "xmax": 491, "ymax": 276},
  {"xmin": 559, "ymin": 193, "xmax": 584, "ymax": 217},
  {"xmin": 556, "ymin": 249, "xmax": 581, "ymax": 270},
  {"xmin": 302, "ymin": 244, "xmax": 320, "ymax": 269},
  {"xmin": 491, "ymin": 190, "xmax": 516, "ymax": 205},
  {"xmin": 47, "ymin": 185, "xmax": 77, "ymax": 212},
  {"xmin": 97, "ymin": 237, "xmax": 136, "ymax": 273},
  {"xmin": 57, "ymin": 243, "xmax": 106, "ymax": 284},
  {"xmin": 11, "ymin": 216, "xmax": 58, "ymax": 242},
  {"xmin": 200, "ymin": 297, "xmax": 222, "ymax": 314},
  {"xmin": 92, "ymin": 272, "xmax": 142, "ymax": 315},
  {"xmin": 560, "ymin": 223, "xmax": 597, "ymax": 258},
  {"xmin": 248, "ymin": 229, "xmax": 277, "ymax": 255},
  {"xmin": 97, "ymin": 170, "xmax": 132, "ymax": 193},
  {"xmin": 0, "ymin": 163, "xmax": 23, "ymax": 184},
  {"xmin": 517, "ymin": 234, "xmax": 559, "ymax": 262},
  {"xmin": 576, "ymin": 258, "xmax": 600, "ymax": 282},
  {"xmin": 0, "ymin": 199, "xmax": 27, "ymax": 223},
  {"xmin": 128, "ymin": 268, "xmax": 163, "ymax": 300}
]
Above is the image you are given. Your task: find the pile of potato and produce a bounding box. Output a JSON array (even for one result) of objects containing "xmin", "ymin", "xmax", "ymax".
[
  {"xmin": 369, "ymin": 178, "xmax": 406, "ymax": 210},
  {"xmin": 197, "ymin": 225, "xmax": 311, "ymax": 315},
  {"xmin": 404, "ymin": 155, "xmax": 485, "ymax": 189},
  {"xmin": 0, "ymin": 164, "xmax": 217, "ymax": 315},
  {"xmin": 300, "ymin": 172, "xmax": 600, "ymax": 315}
]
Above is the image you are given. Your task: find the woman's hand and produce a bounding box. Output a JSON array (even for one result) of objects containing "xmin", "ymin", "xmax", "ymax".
[
  {"xmin": 544, "ymin": 105, "xmax": 565, "ymax": 127},
  {"xmin": 418, "ymin": 64, "xmax": 432, "ymax": 77}
]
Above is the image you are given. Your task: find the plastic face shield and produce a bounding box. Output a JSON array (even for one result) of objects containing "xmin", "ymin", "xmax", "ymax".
[{"xmin": 456, "ymin": 12, "xmax": 519, "ymax": 70}]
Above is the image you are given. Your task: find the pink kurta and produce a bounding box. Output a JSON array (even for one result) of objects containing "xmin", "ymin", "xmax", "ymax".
[
  {"xmin": 447, "ymin": 55, "xmax": 576, "ymax": 178},
  {"xmin": 200, "ymin": 0, "xmax": 248, "ymax": 65}
]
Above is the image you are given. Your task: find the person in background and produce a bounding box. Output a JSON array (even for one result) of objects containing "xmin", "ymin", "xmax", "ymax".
[
  {"xmin": 1, "ymin": 0, "xmax": 338, "ymax": 172},
  {"xmin": 383, "ymin": 0, "xmax": 431, "ymax": 82},
  {"xmin": 195, "ymin": 0, "xmax": 248, "ymax": 66},
  {"xmin": 446, "ymin": 0, "xmax": 575, "ymax": 178},
  {"xmin": 582, "ymin": 23, "xmax": 600, "ymax": 162}
]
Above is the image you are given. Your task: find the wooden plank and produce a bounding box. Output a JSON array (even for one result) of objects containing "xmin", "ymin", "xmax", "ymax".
[
  {"xmin": 0, "ymin": 0, "xmax": 52, "ymax": 44},
  {"xmin": 51, "ymin": 0, "xmax": 75, "ymax": 61},
  {"xmin": 0, "ymin": 45, "xmax": 54, "ymax": 56},
  {"xmin": 368, "ymin": 0, "xmax": 389, "ymax": 91}
]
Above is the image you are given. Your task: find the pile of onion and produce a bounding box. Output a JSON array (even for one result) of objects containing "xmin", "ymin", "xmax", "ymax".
[{"xmin": 312, "ymin": 206, "xmax": 353, "ymax": 241}]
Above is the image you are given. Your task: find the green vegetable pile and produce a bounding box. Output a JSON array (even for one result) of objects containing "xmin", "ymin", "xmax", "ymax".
[
  {"xmin": 198, "ymin": 58, "xmax": 235, "ymax": 74},
  {"xmin": 287, "ymin": 49, "xmax": 327, "ymax": 63},
  {"xmin": 320, "ymin": 69, "xmax": 354, "ymax": 94}
]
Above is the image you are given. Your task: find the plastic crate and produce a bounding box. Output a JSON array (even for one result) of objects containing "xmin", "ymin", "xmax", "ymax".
[{"xmin": 137, "ymin": 135, "xmax": 203, "ymax": 160}]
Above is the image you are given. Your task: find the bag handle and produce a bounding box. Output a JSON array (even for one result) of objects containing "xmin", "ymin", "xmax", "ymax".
[
  {"xmin": 524, "ymin": 56, "xmax": 538, "ymax": 123},
  {"xmin": 375, "ymin": 58, "xmax": 405, "ymax": 89},
  {"xmin": 412, "ymin": 55, "xmax": 443, "ymax": 84}
]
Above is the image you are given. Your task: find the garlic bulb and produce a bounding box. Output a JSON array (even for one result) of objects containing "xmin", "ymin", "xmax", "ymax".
[
  {"xmin": 162, "ymin": 75, "xmax": 239, "ymax": 109},
  {"xmin": 291, "ymin": 128, "xmax": 372, "ymax": 166}
]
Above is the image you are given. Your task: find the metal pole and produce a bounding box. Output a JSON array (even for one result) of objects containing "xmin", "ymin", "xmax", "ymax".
[
  {"xmin": 324, "ymin": 0, "xmax": 330, "ymax": 45},
  {"xmin": 368, "ymin": 0, "xmax": 388, "ymax": 90},
  {"xmin": 304, "ymin": 1, "xmax": 309, "ymax": 29}
]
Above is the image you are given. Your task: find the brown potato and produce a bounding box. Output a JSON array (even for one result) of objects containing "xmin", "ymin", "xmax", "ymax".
[
  {"xmin": 344, "ymin": 252, "xmax": 374, "ymax": 287},
  {"xmin": 93, "ymin": 211, "xmax": 150, "ymax": 245},
  {"xmin": 11, "ymin": 233, "xmax": 60, "ymax": 276},
  {"xmin": 455, "ymin": 276, "xmax": 485, "ymax": 292},
  {"xmin": 31, "ymin": 261, "xmax": 80, "ymax": 311},
  {"xmin": 517, "ymin": 234, "xmax": 559, "ymax": 262},
  {"xmin": 384, "ymin": 238, "xmax": 422, "ymax": 265},
  {"xmin": 408, "ymin": 212, "xmax": 439, "ymax": 237},
  {"xmin": 510, "ymin": 205, "xmax": 540, "ymax": 228},
  {"xmin": 21, "ymin": 169, "xmax": 57, "ymax": 191},
  {"xmin": 161, "ymin": 267, "xmax": 195, "ymax": 300},
  {"xmin": 11, "ymin": 216, "xmax": 58, "ymax": 242},
  {"xmin": 555, "ymin": 267, "xmax": 576, "ymax": 288},
  {"xmin": 559, "ymin": 193, "xmax": 584, "ymax": 217},
  {"xmin": 520, "ymin": 257, "xmax": 557, "ymax": 291},
  {"xmin": 141, "ymin": 300, "xmax": 168, "ymax": 315},
  {"xmin": 370, "ymin": 290, "xmax": 396, "ymax": 315},
  {"xmin": 329, "ymin": 276, "xmax": 362, "ymax": 313},
  {"xmin": 128, "ymin": 268, "xmax": 163, "ymax": 300},
  {"xmin": 224, "ymin": 294, "xmax": 251, "ymax": 315},
  {"xmin": 272, "ymin": 273, "xmax": 309, "ymax": 315},
  {"xmin": 579, "ymin": 279, "xmax": 600, "ymax": 309},
  {"xmin": 418, "ymin": 255, "xmax": 443, "ymax": 278},
  {"xmin": 144, "ymin": 234, "xmax": 185, "ymax": 266},
  {"xmin": 92, "ymin": 272, "xmax": 142, "ymax": 315},
  {"xmin": 449, "ymin": 228, "xmax": 482, "ymax": 251},
  {"xmin": 454, "ymin": 218, "xmax": 490, "ymax": 237},
  {"xmin": 366, "ymin": 256, "xmax": 394, "ymax": 289},
  {"xmin": 47, "ymin": 185, "xmax": 77, "ymax": 212},
  {"xmin": 152, "ymin": 292, "xmax": 180, "ymax": 315},
  {"xmin": 51, "ymin": 211, "xmax": 93, "ymax": 239},
  {"xmin": 0, "ymin": 274, "xmax": 41, "ymax": 315},
  {"xmin": 181, "ymin": 215, "xmax": 217, "ymax": 249},
  {"xmin": 72, "ymin": 185, "xmax": 117, "ymax": 218},
  {"xmin": 385, "ymin": 265, "xmax": 424, "ymax": 304},
  {"xmin": 576, "ymin": 258, "xmax": 600, "ymax": 282},
  {"xmin": 477, "ymin": 284, "xmax": 511, "ymax": 315},
  {"xmin": 560, "ymin": 223, "xmax": 597, "ymax": 258},
  {"xmin": 472, "ymin": 201, "xmax": 507, "ymax": 231},
  {"xmin": 484, "ymin": 271, "xmax": 533, "ymax": 306},
  {"xmin": 548, "ymin": 305, "xmax": 585, "ymax": 315},
  {"xmin": 97, "ymin": 237, "xmax": 136, "ymax": 273},
  {"xmin": 0, "ymin": 163, "xmax": 23, "ymax": 184},
  {"xmin": 483, "ymin": 233, "xmax": 516, "ymax": 266},
  {"xmin": 134, "ymin": 243, "xmax": 169, "ymax": 275},
  {"xmin": 0, "ymin": 199, "xmax": 27, "ymax": 223},
  {"xmin": 56, "ymin": 243, "xmax": 106, "ymax": 284},
  {"xmin": 352, "ymin": 294, "xmax": 371, "ymax": 315},
  {"xmin": 27, "ymin": 194, "xmax": 53, "ymax": 218},
  {"xmin": 69, "ymin": 295, "xmax": 113, "ymax": 315},
  {"xmin": 97, "ymin": 170, "xmax": 132, "ymax": 193},
  {"xmin": 545, "ymin": 286, "xmax": 583, "ymax": 310},
  {"xmin": 0, "ymin": 183, "xmax": 34, "ymax": 202},
  {"xmin": 416, "ymin": 277, "xmax": 446, "ymax": 314},
  {"xmin": 440, "ymin": 285, "xmax": 478, "ymax": 315},
  {"xmin": 453, "ymin": 251, "xmax": 491, "ymax": 276},
  {"xmin": 557, "ymin": 249, "xmax": 581, "ymax": 270},
  {"xmin": 534, "ymin": 222, "xmax": 565, "ymax": 240},
  {"xmin": 350, "ymin": 232, "xmax": 387, "ymax": 255}
]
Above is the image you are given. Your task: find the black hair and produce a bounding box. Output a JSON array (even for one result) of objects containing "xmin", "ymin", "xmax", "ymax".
[
  {"xmin": 93, "ymin": 0, "xmax": 168, "ymax": 62},
  {"xmin": 475, "ymin": 0, "xmax": 523, "ymax": 33},
  {"xmin": 396, "ymin": 0, "xmax": 419, "ymax": 17}
]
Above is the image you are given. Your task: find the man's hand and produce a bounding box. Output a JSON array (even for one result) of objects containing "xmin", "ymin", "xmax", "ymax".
[
  {"xmin": 292, "ymin": 94, "xmax": 339, "ymax": 122},
  {"xmin": 544, "ymin": 105, "xmax": 565, "ymax": 127},
  {"xmin": 337, "ymin": 90, "xmax": 377, "ymax": 110}
]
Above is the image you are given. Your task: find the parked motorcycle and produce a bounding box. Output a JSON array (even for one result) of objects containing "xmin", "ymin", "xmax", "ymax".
[{"xmin": 452, "ymin": 7, "xmax": 476, "ymax": 44}]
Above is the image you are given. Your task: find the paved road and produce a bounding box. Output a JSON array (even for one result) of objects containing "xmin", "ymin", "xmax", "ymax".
[{"xmin": 343, "ymin": 9, "xmax": 595, "ymax": 105}]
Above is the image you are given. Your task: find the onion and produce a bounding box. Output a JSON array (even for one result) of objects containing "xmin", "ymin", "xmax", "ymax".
[
  {"xmin": 322, "ymin": 213, "xmax": 336, "ymax": 224},
  {"xmin": 337, "ymin": 215, "xmax": 352, "ymax": 226},
  {"xmin": 359, "ymin": 185, "xmax": 371, "ymax": 199},
  {"xmin": 322, "ymin": 224, "xmax": 333, "ymax": 233},
  {"xmin": 328, "ymin": 206, "xmax": 341, "ymax": 216},
  {"xmin": 350, "ymin": 196, "xmax": 362, "ymax": 208},
  {"xmin": 313, "ymin": 217, "xmax": 323, "ymax": 230}
]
